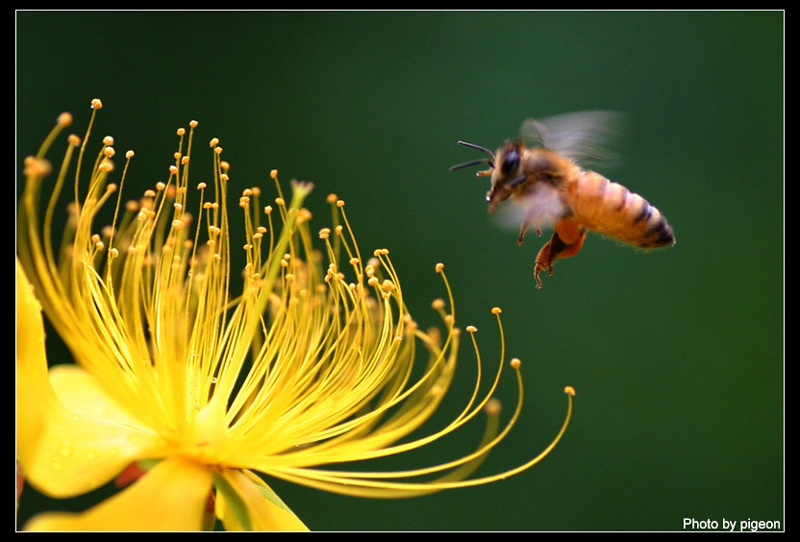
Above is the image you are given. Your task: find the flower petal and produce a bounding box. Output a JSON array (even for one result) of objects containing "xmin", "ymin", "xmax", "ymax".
[
  {"xmin": 17, "ymin": 260, "xmax": 170, "ymax": 498},
  {"xmin": 48, "ymin": 364, "xmax": 156, "ymax": 429},
  {"xmin": 22, "ymin": 366, "xmax": 169, "ymax": 497},
  {"xmin": 16, "ymin": 259, "xmax": 56, "ymax": 468},
  {"xmin": 215, "ymin": 468, "xmax": 308, "ymax": 531},
  {"xmin": 24, "ymin": 456, "xmax": 213, "ymax": 531}
]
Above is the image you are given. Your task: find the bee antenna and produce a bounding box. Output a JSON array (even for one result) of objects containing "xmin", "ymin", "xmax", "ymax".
[
  {"xmin": 449, "ymin": 158, "xmax": 492, "ymax": 172},
  {"xmin": 449, "ymin": 140, "xmax": 495, "ymax": 171},
  {"xmin": 457, "ymin": 140, "xmax": 495, "ymax": 160}
]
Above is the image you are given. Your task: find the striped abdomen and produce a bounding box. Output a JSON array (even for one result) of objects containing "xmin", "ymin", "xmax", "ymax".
[{"xmin": 565, "ymin": 170, "xmax": 675, "ymax": 248}]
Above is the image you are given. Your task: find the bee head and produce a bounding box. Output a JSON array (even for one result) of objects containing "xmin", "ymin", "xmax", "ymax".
[
  {"xmin": 487, "ymin": 140, "xmax": 527, "ymax": 212},
  {"xmin": 449, "ymin": 139, "xmax": 527, "ymax": 212}
]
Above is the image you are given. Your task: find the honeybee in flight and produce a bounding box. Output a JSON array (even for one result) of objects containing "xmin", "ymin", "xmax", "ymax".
[{"xmin": 451, "ymin": 111, "xmax": 675, "ymax": 288}]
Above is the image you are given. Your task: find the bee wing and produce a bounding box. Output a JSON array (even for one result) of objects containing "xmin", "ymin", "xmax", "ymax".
[
  {"xmin": 520, "ymin": 110, "xmax": 628, "ymax": 171},
  {"xmin": 493, "ymin": 182, "xmax": 567, "ymax": 234}
]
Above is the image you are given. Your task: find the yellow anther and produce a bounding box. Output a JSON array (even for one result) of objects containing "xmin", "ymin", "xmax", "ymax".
[
  {"xmin": 485, "ymin": 398, "xmax": 502, "ymax": 415},
  {"xmin": 57, "ymin": 112, "xmax": 73, "ymax": 127}
]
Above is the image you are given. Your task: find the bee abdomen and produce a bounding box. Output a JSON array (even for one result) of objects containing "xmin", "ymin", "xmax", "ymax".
[{"xmin": 570, "ymin": 171, "xmax": 675, "ymax": 248}]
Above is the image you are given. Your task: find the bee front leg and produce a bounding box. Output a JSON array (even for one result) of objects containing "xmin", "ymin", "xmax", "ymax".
[
  {"xmin": 517, "ymin": 222, "xmax": 529, "ymax": 245},
  {"xmin": 517, "ymin": 218, "xmax": 543, "ymax": 246}
]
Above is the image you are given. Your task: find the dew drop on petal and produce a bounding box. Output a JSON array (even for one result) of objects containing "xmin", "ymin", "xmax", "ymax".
[{"xmin": 58, "ymin": 441, "xmax": 74, "ymax": 457}]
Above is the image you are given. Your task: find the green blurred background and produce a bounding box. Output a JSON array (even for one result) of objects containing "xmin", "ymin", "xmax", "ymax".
[{"xmin": 16, "ymin": 10, "xmax": 783, "ymax": 531}]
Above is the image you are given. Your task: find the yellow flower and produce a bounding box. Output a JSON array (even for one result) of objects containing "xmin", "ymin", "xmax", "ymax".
[{"xmin": 16, "ymin": 99, "xmax": 575, "ymax": 531}]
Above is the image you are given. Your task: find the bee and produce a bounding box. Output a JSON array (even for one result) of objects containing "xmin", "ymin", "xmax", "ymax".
[{"xmin": 451, "ymin": 111, "xmax": 675, "ymax": 288}]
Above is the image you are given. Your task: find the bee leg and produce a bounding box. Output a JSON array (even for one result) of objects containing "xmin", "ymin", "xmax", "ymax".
[
  {"xmin": 517, "ymin": 220, "xmax": 543, "ymax": 246},
  {"xmin": 533, "ymin": 239, "xmax": 556, "ymax": 288},
  {"xmin": 533, "ymin": 228, "xmax": 587, "ymax": 288},
  {"xmin": 517, "ymin": 222, "xmax": 529, "ymax": 245}
]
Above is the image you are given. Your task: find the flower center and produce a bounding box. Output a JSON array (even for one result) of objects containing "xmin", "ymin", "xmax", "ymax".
[{"xmin": 185, "ymin": 398, "xmax": 232, "ymax": 465}]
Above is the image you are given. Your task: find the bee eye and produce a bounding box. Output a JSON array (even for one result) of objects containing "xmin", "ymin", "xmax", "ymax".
[{"xmin": 501, "ymin": 149, "xmax": 520, "ymax": 176}]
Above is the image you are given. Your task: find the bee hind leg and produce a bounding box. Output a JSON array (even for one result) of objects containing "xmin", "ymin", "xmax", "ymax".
[
  {"xmin": 533, "ymin": 228, "xmax": 587, "ymax": 289},
  {"xmin": 533, "ymin": 241, "xmax": 555, "ymax": 288}
]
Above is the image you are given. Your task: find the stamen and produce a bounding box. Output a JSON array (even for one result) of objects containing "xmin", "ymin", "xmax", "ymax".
[{"xmin": 18, "ymin": 102, "xmax": 576, "ymax": 514}]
